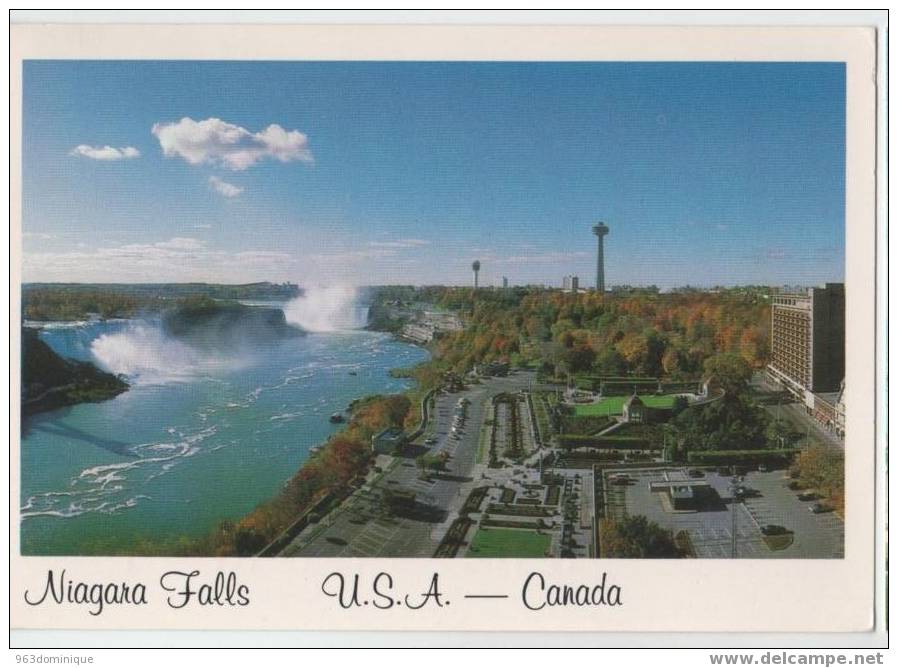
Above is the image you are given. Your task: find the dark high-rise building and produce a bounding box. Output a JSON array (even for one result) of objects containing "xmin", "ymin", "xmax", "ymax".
[{"xmin": 766, "ymin": 283, "xmax": 845, "ymax": 396}]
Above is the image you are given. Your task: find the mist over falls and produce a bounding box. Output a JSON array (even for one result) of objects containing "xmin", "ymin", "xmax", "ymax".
[
  {"xmin": 284, "ymin": 286, "xmax": 369, "ymax": 332},
  {"xmin": 90, "ymin": 322, "xmax": 244, "ymax": 384},
  {"xmin": 91, "ymin": 302, "xmax": 301, "ymax": 384},
  {"xmin": 87, "ymin": 288, "xmax": 368, "ymax": 384}
]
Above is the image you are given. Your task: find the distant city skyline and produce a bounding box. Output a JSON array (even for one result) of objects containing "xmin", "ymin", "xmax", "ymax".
[{"xmin": 22, "ymin": 61, "xmax": 845, "ymax": 287}]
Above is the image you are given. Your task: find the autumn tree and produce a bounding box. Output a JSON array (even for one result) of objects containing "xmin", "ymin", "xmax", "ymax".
[
  {"xmin": 792, "ymin": 446, "xmax": 844, "ymax": 514},
  {"xmin": 601, "ymin": 515, "xmax": 681, "ymax": 558}
]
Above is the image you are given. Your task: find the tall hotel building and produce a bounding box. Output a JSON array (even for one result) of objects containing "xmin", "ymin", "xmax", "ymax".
[{"xmin": 766, "ymin": 283, "xmax": 845, "ymax": 438}]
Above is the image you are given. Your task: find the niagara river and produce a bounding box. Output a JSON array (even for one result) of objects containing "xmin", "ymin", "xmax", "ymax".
[{"xmin": 20, "ymin": 292, "xmax": 429, "ymax": 555}]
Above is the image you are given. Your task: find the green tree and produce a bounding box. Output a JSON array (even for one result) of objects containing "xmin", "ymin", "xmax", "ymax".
[
  {"xmin": 601, "ymin": 515, "xmax": 681, "ymax": 558},
  {"xmin": 672, "ymin": 394, "xmax": 769, "ymax": 451},
  {"xmin": 593, "ymin": 347, "xmax": 627, "ymax": 375},
  {"xmin": 766, "ymin": 418, "xmax": 799, "ymax": 448},
  {"xmin": 233, "ymin": 527, "xmax": 268, "ymax": 556},
  {"xmin": 563, "ymin": 343, "xmax": 596, "ymax": 375},
  {"xmin": 703, "ymin": 352, "xmax": 753, "ymax": 394}
]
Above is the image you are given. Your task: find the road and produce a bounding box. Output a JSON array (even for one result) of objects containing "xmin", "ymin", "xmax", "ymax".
[
  {"xmin": 281, "ymin": 371, "xmax": 537, "ymax": 557},
  {"xmin": 752, "ymin": 374, "xmax": 844, "ymax": 450}
]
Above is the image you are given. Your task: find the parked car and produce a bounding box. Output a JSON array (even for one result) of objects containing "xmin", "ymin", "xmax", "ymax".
[
  {"xmin": 809, "ymin": 502, "xmax": 834, "ymax": 514},
  {"xmin": 687, "ymin": 468, "xmax": 705, "ymax": 478},
  {"xmin": 798, "ymin": 492, "xmax": 819, "ymax": 502},
  {"xmin": 758, "ymin": 463, "xmax": 768, "ymax": 472},
  {"xmin": 424, "ymin": 437, "xmax": 437, "ymax": 445},
  {"xmin": 761, "ymin": 524, "xmax": 789, "ymax": 536}
]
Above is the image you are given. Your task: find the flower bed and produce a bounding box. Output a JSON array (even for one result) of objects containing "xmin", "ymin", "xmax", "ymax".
[
  {"xmin": 480, "ymin": 518, "xmax": 542, "ymax": 530},
  {"xmin": 460, "ymin": 486, "xmax": 489, "ymax": 515},
  {"xmin": 433, "ymin": 517, "xmax": 474, "ymax": 558},
  {"xmin": 486, "ymin": 503, "xmax": 553, "ymax": 518}
]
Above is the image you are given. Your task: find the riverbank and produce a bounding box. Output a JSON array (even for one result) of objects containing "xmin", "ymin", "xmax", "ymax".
[
  {"xmin": 22, "ymin": 327, "xmax": 129, "ymax": 417},
  {"xmin": 179, "ymin": 393, "xmax": 416, "ymax": 556},
  {"xmin": 21, "ymin": 322, "xmax": 428, "ymax": 556},
  {"xmin": 150, "ymin": 320, "xmax": 442, "ymax": 557}
]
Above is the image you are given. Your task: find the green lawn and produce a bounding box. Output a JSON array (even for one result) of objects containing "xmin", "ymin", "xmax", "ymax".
[
  {"xmin": 573, "ymin": 393, "xmax": 679, "ymax": 417},
  {"xmin": 466, "ymin": 527, "xmax": 551, "ymax": 558}
]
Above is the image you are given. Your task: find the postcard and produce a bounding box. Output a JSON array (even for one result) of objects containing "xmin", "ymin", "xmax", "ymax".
[{"xmin": 9, "ymin": 21, "xmax": 882, "ymax": 635}]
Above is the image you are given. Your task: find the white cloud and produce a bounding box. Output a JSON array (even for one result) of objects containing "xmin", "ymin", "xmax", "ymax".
[
  {"xmin": 23, "ymin": 237, "xmax": 295, "ymax": 283},
  {"xmin": 152, "ymin": 117, "xmax": 313, "ymax": 171},
  {"xmin": 208, "ymin": 176, "xmax": 243, "ymax": 198},
  {"xmin": 23, "ymin": 232, "xmax": 56, "ymax": 240},
  {"xmin": 310, "ymin": 247, "xmax": 399, "ymax": 263},
  {"xmin": 368, "ymin": 238, "xmax": 430, "ymax": 249},
  {"xmin": 153, "ymin": 237, "xmax": 205, "ymax": 251},
  {"xmin": 70, "ymin": 145, "xmax": 140, "ymax": 161}
]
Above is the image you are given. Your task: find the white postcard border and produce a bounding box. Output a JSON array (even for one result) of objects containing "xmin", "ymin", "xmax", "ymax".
[{"xmin": 9, "ymin": 23, "xmax": 879, "ymax": 633}]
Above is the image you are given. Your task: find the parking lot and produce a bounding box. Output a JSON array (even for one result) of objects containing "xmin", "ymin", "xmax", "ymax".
[
  {"xmin": 608, "ymin": 468, "xmax": 844, "ymax": 559},
  {"xmin": 283, "ymin": 371, "xmax": 537, "ymax": 558},
  {"xmin": 741, "ymin": 470, "xmax": 844, "ymax": 558}
]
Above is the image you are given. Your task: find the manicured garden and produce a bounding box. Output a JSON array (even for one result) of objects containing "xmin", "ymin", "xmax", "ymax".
[
  {"xmin": 466, "ymin": 527, "xmax": 551, "ymax": 558},
  {"xmin": 573, "ymin": 393, "xmax": 680, "ymax": 417}
]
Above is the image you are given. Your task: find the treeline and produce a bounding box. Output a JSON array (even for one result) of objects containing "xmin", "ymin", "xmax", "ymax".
[
  {"xmin": 22, "ymin": 288, "xmax": 158, "ymax": 321},
  {"xmin": 391, "ymin": 286, "xmax": 770, "ymax": 380},
  {"xmin": 22, "ymin": 282, "xmax": 300, "ymax": 321}
]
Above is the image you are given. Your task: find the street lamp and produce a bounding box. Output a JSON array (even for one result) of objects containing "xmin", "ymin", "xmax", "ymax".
[{"xmin": 729, "ymin": 469, "xmax": 740, "ymax": 558}]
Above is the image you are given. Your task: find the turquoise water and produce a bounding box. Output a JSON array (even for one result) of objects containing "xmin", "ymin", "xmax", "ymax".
[{"xmin": 20, "ymin": 315, "xmax": 428, "ymax": 555}]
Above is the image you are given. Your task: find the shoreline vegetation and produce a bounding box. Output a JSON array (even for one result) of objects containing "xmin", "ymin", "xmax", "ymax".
[
  {"xmin": 21, "ymin": 283, "xmax": 843, "ymax": 556},
  {"xmin": 23, "ymin": 281, "xmax": 301, "ymax": 322},
  {"xmin": 22, "ymin": 327, "xmax": 129, "ymax": 417}
]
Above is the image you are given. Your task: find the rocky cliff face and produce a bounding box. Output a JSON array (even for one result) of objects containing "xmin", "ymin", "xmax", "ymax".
[
  {"xmin": 161, "ymin": 297, "xmax": 304, "ymax": 348},
  {"xmin": 22, "ymin": 327, "xmax": 129, "ymax": 416}
]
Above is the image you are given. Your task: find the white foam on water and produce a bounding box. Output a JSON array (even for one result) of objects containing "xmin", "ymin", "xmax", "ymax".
[{"xmin": 22, "ymin": 426, "xmax": 219, "ymax": 520}]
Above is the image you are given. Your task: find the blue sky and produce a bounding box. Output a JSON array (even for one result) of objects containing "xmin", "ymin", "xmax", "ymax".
[{"xmin": 22, "ymin": 60, "xmax": 845, "ymax": 288}]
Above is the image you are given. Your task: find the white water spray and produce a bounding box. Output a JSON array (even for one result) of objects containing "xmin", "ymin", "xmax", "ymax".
[
  {"xmin": 90, "ymin": 322, "xmax": 246, "ymax": 383},
  {"xmin": 284, "ymin": 286, "xmax": 368, "ymax": 332}
]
